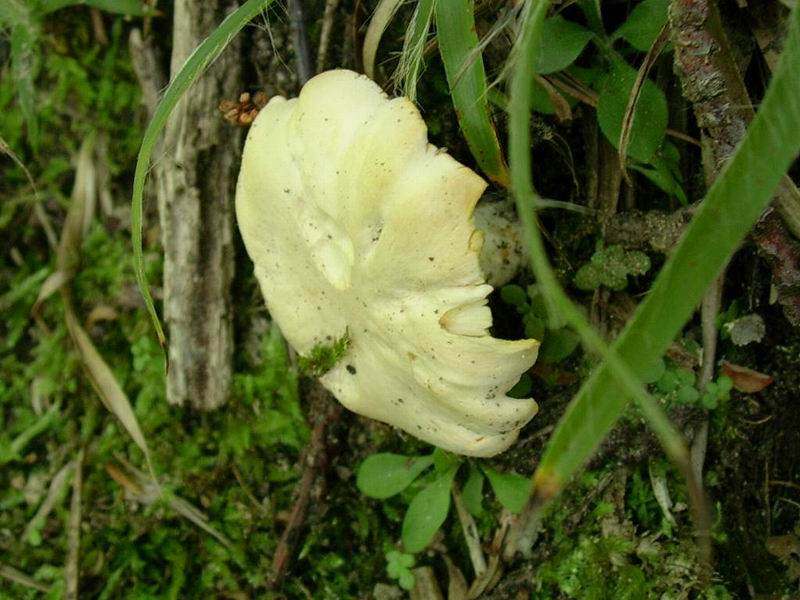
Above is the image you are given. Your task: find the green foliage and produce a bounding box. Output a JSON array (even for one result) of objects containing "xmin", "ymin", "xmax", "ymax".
[
  {"xmin": 395, "ymin": 0, "xmax": 435, "ymax": 102},
  {"xmin": 482, "ymin": 467, "xmax": 531, "ymax": 514},
  {"xmin": 501, "ymin": 284, "xmax": 580, "ymax": 363},
  {"xmin": 531, "ymin": 467, "xmax": 727, "ymax": 598},
  {"xmin": 297, "ymin": 330, "xmax": 350, "ymax": 377},
  {"xmin": 38, "ymin": 0, "xmax": 147, "ymax": 16},
  {"xmin": 462, "ymin": 464, "xmax": 485, "ymax": 516},
  {"xmin": 356, "ymin": 453, "xmax": 435, "ymax": 499},
  {"xmin": 534, "ymin": 16, "xmax": 594, "ymax": 75},
  {"xmin": 573, "ymin": 244, "xmax": 651, "ymax": 291},
  {"xmin": 652, "ymin": 359, "xmax": 733, "ymax": 411},
  {"xmin": 654, "ymin": 364, "xmax": 701, "ymax": 404},
  {"xmin": 401, "ymin": 464, "xmax": 458, "ymax": 552},
  {"xmin": 357, "ymin": 449, "xmax": 533, "ymax": 554},
  {"xmin": 700, "ymin": 376, "xmax": 733, "ymax": 410},
  {"xmin": 508, "ymin": 0, "xmax": 800, "ymax": 509},
  {"xmin": 434, "ymin": 0, "xmax": 509, "ymax": 187},
  {"xmin": 385, "ymin": 549, "xmax": 415, "ymax": 590},
  {"xmin": 525, "ymin": 0, "xmax": 683, "ymax": 199},
  {"xmin": 0, "ymin": 0, "xmax": 145, "ymax": 151},
  {"xmin": 630, "ymin": 142, "xmax": 689, "ymax": 205},
  {"xmin": 612, "ymin": 0, "xmax": 670, "ymax": 52},
  {"xmin": 596, "ymin": 57, "xmax": 669, "ymax": 163}
]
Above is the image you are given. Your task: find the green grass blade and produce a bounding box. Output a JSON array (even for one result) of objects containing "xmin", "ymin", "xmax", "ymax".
[
  {"xmin": 511, "ymin": 1, "xmax": 800, "ymax": 501},
  {"xmin": 130, "ymin": 0, "xmax": 276, "ymax": 348},
  {"xmin": 362, "ymin": 0, "xmax": 404, "ymax": 80},
  {"xmin": 38, "ymin": 0, "xmax": 147, "ymax": 16},
  {"xmin": 435, "ymin": 0, "xmax": 509, "ymax": 187},
  {"xmin": 2, "ymin": 1, "xmax": 40, "ymax": 151},
  {"xmin": 395, "ymin": 0, "xmax": 436, "ymax": 102},
  {"xmin": 508, "ymin": 1, "xmax": 688, "ymax": 492}
]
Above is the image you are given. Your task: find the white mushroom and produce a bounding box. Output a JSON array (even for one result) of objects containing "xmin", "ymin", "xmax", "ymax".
[
  {"xmin": 474, "ymin": 197, "xmax": 528, "ymax": 288},
  {"xmin": 235, "ymin": 70, "xmax": 539, "ymax": 457}
]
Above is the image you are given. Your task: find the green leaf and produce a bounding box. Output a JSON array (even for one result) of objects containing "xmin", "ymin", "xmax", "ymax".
[
  {"xmin": 483, "ymin": 467, "xmax": 531, "ymax": 514},
  {"xmin": 630, "ymin": 158, "xmax": 688, "ymax": 205},
  {"xmin": 386, "ymin": 548, "xmax": 415, "ymax": 587},
  {"xmin": 402, "ymin": 466, "xmax": 458, "ymax": 553},
  {"xmin": 462, "ymin": 465, "xmax": 484, "ymax": 516},
  {"xmin": 597, "ymin": 57, "xmax": 668, "ymax": 163},
  {"xmin": 435, "ymin": 0, "xmax": 509, "ymax": 187},
  {"xmin": 576, "ymin": 0, "xmax": 604, "ymax": 35},
  {"xmin": 356, "ymin": 453, "xmax": 434, "ymax": 499},
  {"xmin": 529, "ymin": 77, "xmax": 558, "ymax": 115},
  {"xmin": 530, "ymin": 1, "xmax": 800, "ymax": 501},
  {"xmin": 398, "ymin": 570, "xmax": 416, "ymax": 590},
  {"xmin": 613, "ymin": 0, "xmax": 670, "ymax": 52},
  {"xmin": 37, "ymin": 0, "xmax": 147, "ymax": 16},
  {"xmin": 535, "ymin": 16, "xmax": 594, "ymax": 74},
  {"xmin": 539, "ymin": 328, "xmax": 580, "ymax": 363},
  {"xmin": 640, "ymin": 358, "xmax": 666, "ymax": 384},
  {"xmin": 655, "ymin": 369, "xmax": 679, "ymax": 393},
  {"xmin": 676, "ymin": 385, "xmax": 700, "ymax": 404},
  {"xmin": 500, "ymin": 284, "xmax": 529, "ymax": 311},
  {"xmin": 432, "ymin": 447, "xmax": 460, "ymax": 474}
]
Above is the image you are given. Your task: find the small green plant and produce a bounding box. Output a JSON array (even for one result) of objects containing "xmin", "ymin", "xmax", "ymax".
[
  {"xmin": 0, "ymin": 0, "xmax": 146, "ymax": 151},
  {"xmin": 501, "ymin": 283, "xmax": 580, "ymax": 363},
  {"xmin": 526, "ymin": 0, "xmax": 687, "ymax": 202},
  {"xmin": 653, "ymin": 361, "xmax": 734, "ymax": 410},
  {"xmin": 356, "ymin": 449, "xmax": 530, "ymax": 553},
  {"xmin": 297, "ymin": 330, "xmax": 350, "ymax": 377},
  {"xmin": 573, "ymin": 244, "xmax": 651, "ymax": 292},
  {"xmin": 385, "ymin": 549, "xmax": 416, "ymax": 590}
]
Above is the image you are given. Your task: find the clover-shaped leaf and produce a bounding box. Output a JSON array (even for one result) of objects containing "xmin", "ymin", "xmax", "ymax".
[{"xmin": 574, "ymin": 244, "xmax": 651, "ymax": 291}]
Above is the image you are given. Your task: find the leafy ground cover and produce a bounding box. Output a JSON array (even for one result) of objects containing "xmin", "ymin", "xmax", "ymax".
[{"xmin": 2, "ymin": 1, "xmax": 800, "ymax": 598}]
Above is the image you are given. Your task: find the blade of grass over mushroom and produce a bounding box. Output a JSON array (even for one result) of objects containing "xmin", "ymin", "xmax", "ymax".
[
  {"xmin": 131, "ymin": 0, "xmax": 277, "ymax": 348},
  {"xmin": 362, "ymin": 0, "xmax": 404, "ymax": 80},
  {"xmin": 435, "ymin": 0, "xmax": 509, "ymax": 187},
  {"xmin": 395, "ymin": 0, "xmax": 435, "ymax": 102},
  {"xmin": 510, "ymin": 0, "xmax": 800, "ymax": 511}
]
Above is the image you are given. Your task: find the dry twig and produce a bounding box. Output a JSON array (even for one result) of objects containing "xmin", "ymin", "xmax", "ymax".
[{"xmin": 270, "ymin": 381, "xmax": 343, "ymax": 588}]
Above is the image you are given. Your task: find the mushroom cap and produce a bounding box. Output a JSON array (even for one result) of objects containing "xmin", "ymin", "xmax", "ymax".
[{"xmin": 236, "ymin": 70, "xmax": 539, "ymax": 457}]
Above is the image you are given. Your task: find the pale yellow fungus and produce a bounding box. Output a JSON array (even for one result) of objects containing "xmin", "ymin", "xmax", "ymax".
[{"xmin": 236, "ymin": 70, "xmax": 538, "ymax": 456}]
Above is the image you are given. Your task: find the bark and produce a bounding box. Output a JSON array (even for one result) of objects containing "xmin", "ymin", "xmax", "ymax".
[
  {"xmin": 670, "ymin": 0, "xmax": 800, "ymax": 327},
  {"xmin": 156, "ymin": 0, "xmax": 241, "ymax": 410}
]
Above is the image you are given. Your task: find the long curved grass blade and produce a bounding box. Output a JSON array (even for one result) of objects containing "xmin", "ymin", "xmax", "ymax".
[
  {"xmin": 362, "ymin": 0, "xmax": 404, "ymax": 80},
  {"xmin": 435, "ymin": 0, "xmax": 509, "ymax": 187},
  {"xmin": 131, "ymin": 0, "xmax": 277, "ymax": 348},
  {"xmin": 508, "ymin": 0, "xmax": 687, "ymax": 483},
  {"xmin": 510, "ymin": 0, "xmax": 800, "ymax": 515}
]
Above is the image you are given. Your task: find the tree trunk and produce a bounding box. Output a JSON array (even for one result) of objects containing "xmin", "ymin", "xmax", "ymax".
[{"xmin": 156, "ymin": 0, "xmax": 241, "ymax": 410}]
